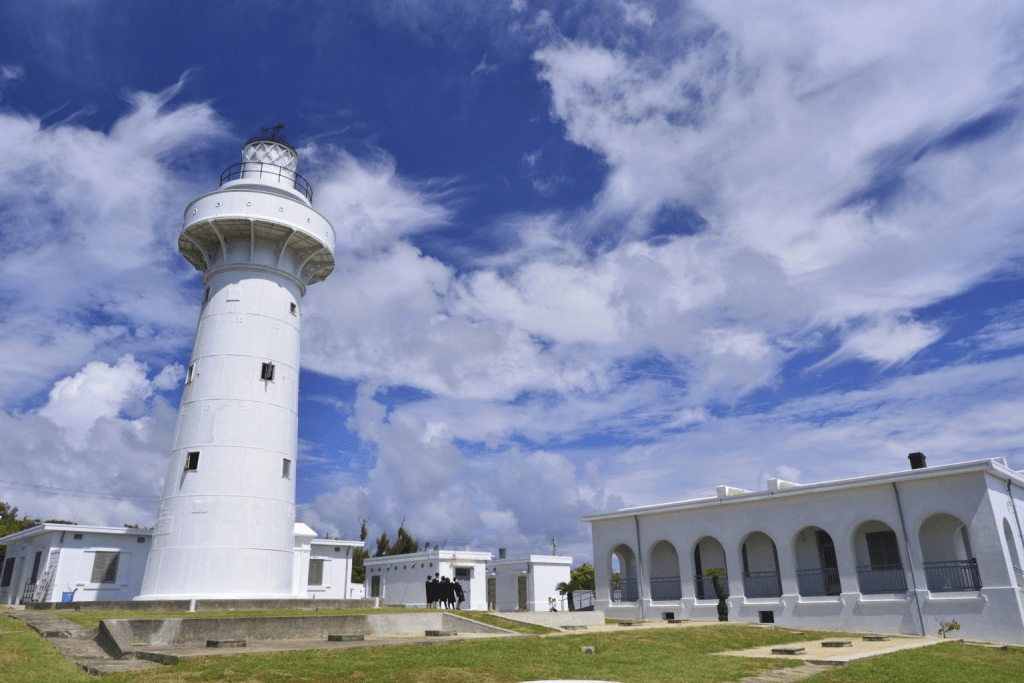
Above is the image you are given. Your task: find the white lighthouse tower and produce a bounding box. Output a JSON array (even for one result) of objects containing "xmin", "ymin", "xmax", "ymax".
[{"xmin": 138, "ymin": 129, "xmax": 334, "ymax": 599}]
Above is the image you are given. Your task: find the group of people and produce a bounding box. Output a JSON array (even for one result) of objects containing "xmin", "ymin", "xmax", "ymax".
[{"xmin": 425, "ymin": 573, "xmax": 464, "ymax": 609}]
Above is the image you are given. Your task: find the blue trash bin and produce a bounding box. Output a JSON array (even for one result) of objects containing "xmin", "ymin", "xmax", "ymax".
[{"xmin": 61, "ymin": 591, "xmax": 75, "ymax": 603}]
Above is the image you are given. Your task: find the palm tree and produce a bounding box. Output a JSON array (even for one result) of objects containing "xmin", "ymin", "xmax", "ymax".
[{"xmin": 556, "ymin": 577, "xmax": 581, "ymax": 611}]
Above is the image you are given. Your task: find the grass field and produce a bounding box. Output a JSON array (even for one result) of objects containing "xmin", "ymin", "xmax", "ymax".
[{"xmin": 3, "ymin": 612, "xmax": 1021, "ymax": 683}]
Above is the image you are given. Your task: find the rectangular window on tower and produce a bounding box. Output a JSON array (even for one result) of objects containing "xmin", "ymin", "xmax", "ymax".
[
  {"xmin": 186, "ymin": 363, "xmax": 195, "ymax": 384},
  {"xmin": 261, "ymin": 363, "xmax": 275, "ymax": 381},
  {"xmin": 185, "ymin": 451, "xmax": 200, "ymax": 471},
  {"xmin": 203, "ymin": 286, "xmax": 210, "ymax": 303},
  {"xmin": 282, "ymin": 459, "xmax": 291, "ymax": 479},
  {"xmin": 290, "ymin": 302, "xmax": 297, "ymax": 316}
]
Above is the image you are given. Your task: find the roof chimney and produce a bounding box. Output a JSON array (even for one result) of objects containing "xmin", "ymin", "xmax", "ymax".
[{"xmin": 908, "ymin": 452, "xmax": 927, "ymax": 470}]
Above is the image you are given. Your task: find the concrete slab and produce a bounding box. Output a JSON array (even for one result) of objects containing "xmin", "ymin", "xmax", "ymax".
[
  {"xmin": 717, "ymin": 634, "xmax": 944, "ymax": 666},
  {"xmin": 207, "ymin": 639, "xmax": 246, "ymax": 648},
  {"xmin": 328, "ymin": 633, "xmax": 364, "ymax": 642}
]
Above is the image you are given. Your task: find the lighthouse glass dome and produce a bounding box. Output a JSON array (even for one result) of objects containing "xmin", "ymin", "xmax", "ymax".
[{"xmin": 219, "ymin": 139, "xmax": 313, "ymax": 202}]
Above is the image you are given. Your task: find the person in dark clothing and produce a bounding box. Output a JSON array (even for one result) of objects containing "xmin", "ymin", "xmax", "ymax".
[
  {"xmin": 453, "ymin": 578, "xmax": 465, "ymax": 610},
  {"xmin": 440, "ymin": 576, "xmax": 452, "ymax": 609},
  {"xmin": 430, "ymin": 573, "xmax": 440, "ymax": 608},
  {"xmin": 425, "ymin": 576, "xmax": 434, "ymax": 608}
]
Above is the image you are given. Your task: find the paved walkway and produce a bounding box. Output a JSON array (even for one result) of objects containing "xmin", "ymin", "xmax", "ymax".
[
  {"xmin": 3, "ymin": 609, "xmax": 162, "ymax": 675},
  {"xmin": 716, "ymin": 633, "xmax": 944, "ymax": 666}
]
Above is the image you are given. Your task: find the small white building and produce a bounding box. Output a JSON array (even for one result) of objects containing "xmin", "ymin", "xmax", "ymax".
[
  {"xmin": 363, "ymin": 550, "xmax": 492, "ymax": 610},
  {"xmin": 0, "ymin": 524, "xmax": 152, "ymax": 605},
  {"xmin": 0, "ymin": 522, "xmax": 363, "ymax": 606},
  {"xmin": 583, "ymin": 456, "xmax": 1024, "ymax": 644},
  {"xmin": 485, "ymin": 555, "xmax": 572, "ymax": 612}
]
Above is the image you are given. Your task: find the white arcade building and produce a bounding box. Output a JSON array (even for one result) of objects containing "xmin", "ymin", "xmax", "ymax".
[{"xmin": 584, "ymin": 454, "xmax": 1024, "ymax": 644}]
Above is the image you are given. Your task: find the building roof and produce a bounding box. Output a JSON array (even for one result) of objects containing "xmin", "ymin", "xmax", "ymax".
[
  {"xmin": 486, "ymin": 555, "xmax": 573, "ymax": 567},
  {"xmin": 581, "ymin": 457, "xmax": 1024, "ymax": 522},
  {"xmin": 0, "ymin": 523, "xmax": 152, "ymax": 545},
  {"xmin": 363, "ymin": 549, "xmax": 492, "ymax": 565},
  {"xmin": 309, "ymin": 539, "xmax": 364, "ymax": 548}
]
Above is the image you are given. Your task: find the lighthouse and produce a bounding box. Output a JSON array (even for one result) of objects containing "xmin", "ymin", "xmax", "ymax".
[{"xmin": 138, "ymin": 129, "xmax": 334, "ymax": 599}]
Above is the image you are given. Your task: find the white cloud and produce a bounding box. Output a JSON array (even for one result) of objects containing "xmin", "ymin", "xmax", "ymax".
[
  {"xmin": 38, "ymin": 355, "xmax": 154, "ymax": 443},
  {"xmin": 823, "ymin": 315, "xmax": 944, "ymax": 367},
  {"xmin": 302, "ymin": 145, "xmax": 452, "ymax": 253},
  {"xmin": 0, "ymin": 357, "xmax": 180, "ymax": 527},
  {"xmin": 0, "ymin": 64, "xmax": 24, "ymax": 82},
  {"xmin": 618, "ymin": 1, "xmax": 654, "ymax": 27},
  {"xmin": 0, "ymin": 76, "xmax": 228, "ymax": 407}
]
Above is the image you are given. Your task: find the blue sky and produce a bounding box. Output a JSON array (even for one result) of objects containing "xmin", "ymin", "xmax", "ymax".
[{"xmin": 2, "ymin": 1, "xmax": 1024, "ymax": 565}]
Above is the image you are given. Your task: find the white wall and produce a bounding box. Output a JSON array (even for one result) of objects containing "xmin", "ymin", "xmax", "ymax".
[
  {"xmin": 487, "ymin": 556, "xmax": 571, "ymax": 612},
  {"xmin": 305, "ymin": 541, "xmax": 359, "ymax": 600}
]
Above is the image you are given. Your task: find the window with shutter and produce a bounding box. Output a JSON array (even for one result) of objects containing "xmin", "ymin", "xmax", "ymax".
[
  {"xmin": 91, "ymin": 552, "xmax": 120, "ymax": 584},
  {"xmin": 308, "ymin": 559, "xmax": 324, "ymax": 586}
]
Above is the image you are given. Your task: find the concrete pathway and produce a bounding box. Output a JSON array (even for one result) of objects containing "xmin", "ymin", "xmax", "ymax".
[
  {"xmin": 3, "ymin": 609, "xmax": 162, "ymax": 676},
  {"xmin": 737, "ymin": 663, "xmax": 836, "ymax": 683},
  {"xmin": 716, "ymin": 633, "xmax": 945, "ymax": 666}
]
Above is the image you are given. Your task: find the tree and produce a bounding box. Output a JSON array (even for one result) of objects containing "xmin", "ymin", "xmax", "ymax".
[
  {"xmin": 351, "ymin": 518, "xmax": 426, "ymax": 584},
  {"xmin": 705, "ymin": 567, "xmax": 728, "ymax": 622},
  {"xmin": 387, "ymin": 520, "xmax": 420, "ymax": 556},
  {"xmin": 556, "ymin": 564, "xmax": 596, "ymax": 611},
  {"xmin": 570, "ymin": 564, "xmax": 595, "ymax": 591},
  {"xmin": 0, "ymin": 501, "xmax": 39, "ymax": 566},
  {"xmin": 351, "ymin": 518, "xmax": 371, "ymax": 584},
  {"xmin": 374, "ymin": 531, "xmax": 391, "ymax": 557}
]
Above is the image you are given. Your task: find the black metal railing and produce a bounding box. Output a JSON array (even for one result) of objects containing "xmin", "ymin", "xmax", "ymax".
[
  {"xmin": 743, "ymin": 570, "xmax": 783, "ymax": 598},
  {"xmin": 649, "ymin": 575, "xmax": 682, "ymax": 601},
  {"xmin": 219, "ymin": 161, "xmax": 314, "ymax": 202},
  {"xmin": 856, "ymin": 564, "xmax": 908, "ymax": 594},
  {"xmin": 612, "ymin": 578, "xmax": 639, "ymax": 602},
  {"xmin": 694, "ymin": 574, "xmax": 729, "ymax": 600},
  {"xmin": 796, "ymin": 567, "xmax": 842, "ymax": 596},
  {"xmin": 923, "ymin": 559, "xmax": 982, "ymax": 592}
]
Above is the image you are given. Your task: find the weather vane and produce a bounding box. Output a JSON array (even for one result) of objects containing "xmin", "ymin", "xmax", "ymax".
[{"xmin": 247, "ymin": 124, "xmax": 287, "ymax": 145}]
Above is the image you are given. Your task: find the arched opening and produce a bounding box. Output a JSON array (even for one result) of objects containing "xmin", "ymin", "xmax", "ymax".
[
  {"xmin": 648, "ymin": 541, "xmax": 681, "ymax": 601},
  {"xmin": 794, "ymin": 526, "xmax": 841, "ymax": 596},
  {"xmin": 610, "ymin": 544, "xmax": 639, "ymax": 602},
  {"xmin": 693, "ymin": 536, "xmax": 729, "ymax": 600},
  {"xmin": 741, "ymin": 532, "xmax": 782, "ymax": 598},
  {"xmin": 853, "ymin": 520, "xmax": 907, "ymax": 594},
  {"xmin": 919, "ymin": 513, "xmax": 981, "ymax": 592},
  {"xmin": 1005, "ymin": 519, "xmax": 1023, "ymax": 587}
]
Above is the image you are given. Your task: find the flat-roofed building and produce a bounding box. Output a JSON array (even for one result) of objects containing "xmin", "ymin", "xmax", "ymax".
[{"xmin": 583, "ymin": 456, "xmax": 1024, "ymax": 644}]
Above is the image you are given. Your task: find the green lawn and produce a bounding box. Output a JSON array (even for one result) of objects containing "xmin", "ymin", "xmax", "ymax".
[
  {"xmin": 811, "ymin": 640, "xmax": 1024, "ymax": 683},
  {"xmin": 0, "ymin": 615, "xmax": 94, "ymax": 683},
  {"xmin": 4, "ymin": 611, "xmax": 1022, "ymax": 683}
]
